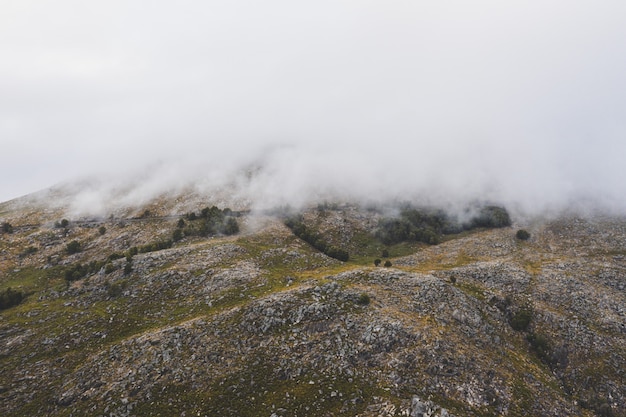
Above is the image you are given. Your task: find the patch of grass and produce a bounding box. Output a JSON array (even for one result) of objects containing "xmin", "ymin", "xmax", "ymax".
[
  {"xmin": 0, "ymin": 266, "xmax": 65, "ymax": 293},
  {"xmin": 455, "ymin": 281, "xmax": 486, "ymax": 301}
]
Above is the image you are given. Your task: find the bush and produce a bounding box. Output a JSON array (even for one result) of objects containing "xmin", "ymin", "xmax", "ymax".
[
  {"xmin": 384, "ymin": 260, "xmax": 392, "ymax": 267},
  {"xmin": 172, "ymin": 228, "xmax": 183, "ymax": 242},
  {"xmin": 357, "ymin": 293, "xmax": 371, "ymax": 305},
  {"xmin": 0, "ymin": 287, "xmax": 25, "ymax": 310},
  {"xmin": 107, "ymin": 252, "xmax": 124, "ymax": 261},
  {"xmin": 65, "ymin": 240, "xmax": 81, "ymax": 255},
  {"xmin": 527, "ymin": 332, "xmax": 554, "ymax": 365},
  {"xmin": 516, "ymin": 229, "xmax": 530, "ymax": 240},
  {"xmin": 510, "ymin": 308, "xmax": 533, "ymax": 331},
  {"xmin": 1, "ymin": 222, "xmax": 13, "ymax": 234},
  {"xmin": 124, "ymin": 261, "xmax": 133, "ymax": 275},
  {"xmin": 374, "ymin": 259, "xmax": 381, "ymax": 266},
  {"xmin": 381, "ymin": 249, "xmax": 389, "ymax": 258},
  {"xmin": 19, "ymin": 246, "xmax": 38, "ymax": 258},
  {"xmin": 106, "ymin": 280, "xmax": 127, "ymax": 298},
  {"xmin": 98, "ymin": 226, "xmax": 106, "ymax": 235},
  {"xmin": 138, "ymin": 240, "xmax": 172, "ymax": 254}
]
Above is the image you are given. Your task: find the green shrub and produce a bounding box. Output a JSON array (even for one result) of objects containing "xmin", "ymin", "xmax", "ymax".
[
  {"xmin": 107, "ymin": 252, "xmax": 124, "ymax": 261},
  {"xmin": 357, "ymin": 293, "xmax": 371, "ymax": 305},
  {"xmin": 138, "ymin": 240, "xmax": 173, "ymax": 254},
  {"xmin": 374, "ymin": 259, "xmax": 381, "ymax": 266},
  {"xmin": 384, "ymin": 260, "xmax": 392, "ymax": 267},
  {"xmin": 527, "ymin": 332, "xmax": 554, "ymax": 365},
  {"xmin": 0, "ymin": 287, "xmax": 25, "ymax": 310},
  {"xmin": 19, "ymin": 246, "xmax": 38, "ymax": 258},
  {"xmin": 510, "ymin": 308, "xmax": 532, "ymax": 331},
  {"xmin": 1, "ymin": 222, "xmax": 13, "ymax": 234},
  {"xmin": 516, "ymin": 229, "xmax": 530, "ymax": 240},
  {"xmin": 98, "ymin": 226, "xmax": 106, "ymax": 235},
  {"xmin": 106, "ymin": 280, "xmax": 127, "ymax": 298},
  {"xmin": 172, "ymin": 228, "xmax": 183, "ymax": 242},
  {"xmin": 381, "ymin": 249, "xmax": 389, "ymax": 258},
  {"xmin": 65, "ymin": 240, "xmax": 82, "ymax": 255},
  {"xmin": 124, "ymin": 261, "xmax": 133, "ymax": 275}
]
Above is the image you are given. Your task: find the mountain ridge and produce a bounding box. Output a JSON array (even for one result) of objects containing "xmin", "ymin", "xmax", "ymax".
[{"xmin": 1, "ymin": 191, "xmax": 624, "ymax": 416}]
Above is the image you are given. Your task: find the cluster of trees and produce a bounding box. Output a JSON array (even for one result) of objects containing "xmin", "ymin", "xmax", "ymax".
[
  {"xmin": 284, "ymin": 216, "xmax": 349, "ymax": 261},
  {"xmin": 376, "ymin": 205, "xmax": 512, "ymax": 246},
  {"xmin": 64, "ymin": 260, "xmax": 108, "ymax": 282},
  {"xmin": 64, "ymin": 251, "xmax": 133, "ymax": 283},
  {"xmin": 0, "ymin": 287, "xmax": 25, "ymax": 310},
  {"xmin": 175, "ymin": 206, "xmax": 239, "ymax": 240}
]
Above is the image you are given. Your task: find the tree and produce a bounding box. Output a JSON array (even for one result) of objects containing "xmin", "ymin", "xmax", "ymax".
[
  {"xmin": 382, "ymin": 249, "xmax": 389, "ymax": 258},
  {"xmin": 516, "ymin": 229, "xmax": 530, "ymax": 240},
  {"xmin": 374, "ymin": 259, "xmax": 381, "ymax": 267},
  {"xmin": 223, "ymin": 217, "xmax": 240, "ymax": 235}
]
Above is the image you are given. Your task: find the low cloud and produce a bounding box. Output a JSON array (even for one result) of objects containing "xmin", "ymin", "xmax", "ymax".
[{"xmin": 2, "ymin": 1, "xmax": 625, "ymax": 218}]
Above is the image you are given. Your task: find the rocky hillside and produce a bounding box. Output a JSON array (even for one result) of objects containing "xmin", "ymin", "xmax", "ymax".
[{"xmin": 0, "ymin": 194, "xmax": 624, "ymax": 417}]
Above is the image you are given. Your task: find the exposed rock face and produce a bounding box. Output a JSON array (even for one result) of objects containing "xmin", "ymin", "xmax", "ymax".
[{"xmin": 1, "ymin": 198, "xmax": 624, "ymax": 416}]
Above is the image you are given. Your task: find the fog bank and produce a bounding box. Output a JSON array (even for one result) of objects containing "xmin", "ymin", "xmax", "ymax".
[{"xmin": 1, "ymin": 1, "xmax": 625, "ymax": 216}]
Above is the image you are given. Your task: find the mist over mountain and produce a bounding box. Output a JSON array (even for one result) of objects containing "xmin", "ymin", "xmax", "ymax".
[{"xmin": 2, "ymin": 1, "xmax": 626, "ymax": 215}]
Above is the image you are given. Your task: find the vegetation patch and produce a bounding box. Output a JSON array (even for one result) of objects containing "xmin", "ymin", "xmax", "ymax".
[
  {"xmin": 0, "ymin": 287, "xmax": 26, "ymax": 310},
  {"xmin": 181, "ymin": 206, "xmax": 240, "ymax": 238},
  {"xmin": 375, "ymin": 205, "xmax": 511, "ymax": 246},
  {"xmin": 284, "ymin": 216, "xmax": 349, "ymax": 261}
]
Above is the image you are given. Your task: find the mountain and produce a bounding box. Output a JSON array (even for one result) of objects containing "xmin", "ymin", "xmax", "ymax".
[{"xmin": 1, "ymin": 190, "xmax": 624, "ymax": 417}]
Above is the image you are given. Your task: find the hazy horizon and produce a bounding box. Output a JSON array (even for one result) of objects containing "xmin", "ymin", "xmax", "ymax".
[{"xmin": 2, "ymin": 1, "xmax": 626, "ymax": 216}]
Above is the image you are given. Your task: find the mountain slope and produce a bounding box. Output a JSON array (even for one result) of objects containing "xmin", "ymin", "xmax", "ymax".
[{"xmin": 1, "ymin": 195, "xmax": 624, "ymax": 416}]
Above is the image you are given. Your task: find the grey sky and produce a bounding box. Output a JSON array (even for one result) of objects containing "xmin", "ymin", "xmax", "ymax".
[{"xmin": 1, "ymin": 1, "xmax": 626, "ymax": 215}]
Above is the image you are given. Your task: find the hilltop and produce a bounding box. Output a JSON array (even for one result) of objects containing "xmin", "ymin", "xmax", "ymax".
[{"xmin": 0, "ymin": 191, "xmax": 624, "ymax": 416}]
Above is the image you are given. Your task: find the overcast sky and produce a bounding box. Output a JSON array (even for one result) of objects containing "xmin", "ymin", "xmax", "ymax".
[{"xmin": 1, "ymin": 1, "xmax": 626, "ymax": 215}]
